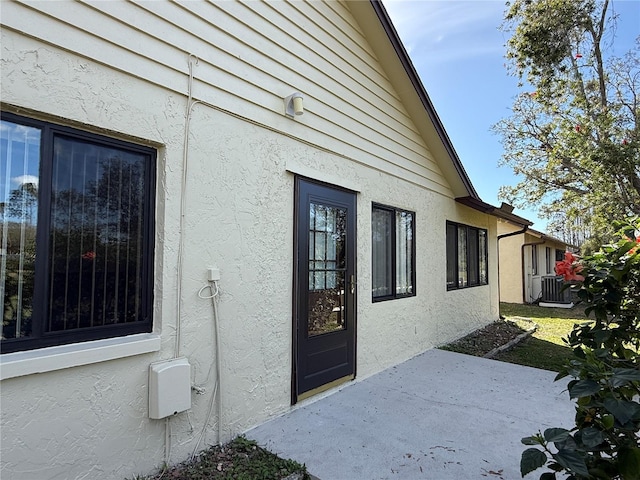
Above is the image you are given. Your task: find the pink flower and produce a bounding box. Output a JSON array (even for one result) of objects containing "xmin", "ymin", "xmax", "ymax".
[
  {"xmin": 82, "ymin": 251, "xmax": 96, "ymax": 260},
  {"xmin": 555, "ymin": 252, "xmax": 584, "ymax": 282}
]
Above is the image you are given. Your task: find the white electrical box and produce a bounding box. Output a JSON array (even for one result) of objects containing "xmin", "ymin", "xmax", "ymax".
[
  {"xmin": 148, "ymin": 357, "xmax": 191, "ymax": 419},
  {"xmin": 207, "ymin": 266, "xmax": 220, "ymax": 281}
]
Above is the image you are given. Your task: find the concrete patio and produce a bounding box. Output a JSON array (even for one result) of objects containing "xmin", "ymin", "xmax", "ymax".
[{"xmin": 248, "ymin": 348, "xmax": 575, "ymax": 480}]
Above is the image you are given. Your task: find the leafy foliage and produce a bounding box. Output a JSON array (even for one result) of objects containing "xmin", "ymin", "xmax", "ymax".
[
  {"xmin": 130, "ymin": 436, "xmax": 310, "ymax": 480},
  {"xmin": 496, "ymin": 0, "xmax": 640, "ymax": 247},
  {"xmin": 521, "ymin": 218, "xmax": 640, "ymax": 479}
]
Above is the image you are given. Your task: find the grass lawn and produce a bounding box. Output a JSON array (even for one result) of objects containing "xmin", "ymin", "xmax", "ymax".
[{"xmin": 495, "ymin": 302, "xmax": 591, "ymax": 372}]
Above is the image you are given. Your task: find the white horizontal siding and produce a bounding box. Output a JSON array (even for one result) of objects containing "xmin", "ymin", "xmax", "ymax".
[
  {"xmin": 211, "ymin": 0, "xmax": 445, "ymax": 178},
  {"xmin": 2, "ymin": 0, "xmax": 453, "ymax": 196},
  {"xmin": 258, "ymin": 1, "xmax": 443, "ymax": 172}
]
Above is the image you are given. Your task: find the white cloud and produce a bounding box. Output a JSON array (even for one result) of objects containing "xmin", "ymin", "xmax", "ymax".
[
  {"xmin": 383, "ymin": 0, "xmax": 507, "ymax": 64},
  {"xmin": 12, "ymin": 175, "xmax": 39, "ymax": 188},
  {"xmin": 0, "ymin": 121, "xmax": 41, "ymax": 143}
]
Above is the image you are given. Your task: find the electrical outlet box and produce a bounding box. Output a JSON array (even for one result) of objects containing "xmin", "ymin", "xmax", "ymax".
[
  {"xmin": 148, "ymin": 357, "xmax": 191, "ymax": 419},
  {"xmin": 207, "ymin": 267, "xmax": 220, "ymax": 281}
]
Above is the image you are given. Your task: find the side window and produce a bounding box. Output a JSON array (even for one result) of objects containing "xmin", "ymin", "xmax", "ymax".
[
  {"xmin": 371, "ymin": 204, "xmax": 415, "ymax": 301},
  {"xmin": 446, "ymin": 221, "xmax": 488, "ymax": 290},
  {"xmin": 545, "ymin": 247, "xmax": 552, "ymax": 274},
  {"xmin": 1, "ymin": 112, "xmax": 156, "ymax": 353},
  {"xmin": 532, "ymin": 244, "xmax": 539, "ymax": 276}
]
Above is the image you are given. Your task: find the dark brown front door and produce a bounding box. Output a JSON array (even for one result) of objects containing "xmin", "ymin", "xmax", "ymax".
[{"xmin": 293, "ymin": 177, "xmax": 356, "ymax": 401}]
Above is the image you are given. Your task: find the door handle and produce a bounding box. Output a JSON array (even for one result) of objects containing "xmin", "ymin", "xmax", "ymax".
[{"xmin": 350, "ymin": 274, "xmax": 356, "ymax": 294}]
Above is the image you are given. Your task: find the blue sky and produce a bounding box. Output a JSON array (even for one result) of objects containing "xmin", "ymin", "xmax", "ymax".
[{"xmin": 382, "ymin": 0, "xmax": 639, "ymax": 231}]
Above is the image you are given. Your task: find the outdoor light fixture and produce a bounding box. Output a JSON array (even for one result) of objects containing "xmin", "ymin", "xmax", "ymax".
[{"xmin": 285, "ymin": 92, "xmax": 304, "ymax": 117}]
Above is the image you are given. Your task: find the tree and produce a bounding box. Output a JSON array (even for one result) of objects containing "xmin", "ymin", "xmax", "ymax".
[
  {"xmin": 495, "ymin": 0, "xmax": 639, "ymax": 250},
  {"xmin": 1, "ymin": 183, "xmax": 38, "ymax": 339},
  {"xmin": 6, "ymin": 182, "xmax": 38, "ymax": 225}
]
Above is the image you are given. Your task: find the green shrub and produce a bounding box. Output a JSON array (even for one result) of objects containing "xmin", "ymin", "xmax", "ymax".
[{"xmin": 521, "ymin": 218, "xmax": 640, "ymax": 480}]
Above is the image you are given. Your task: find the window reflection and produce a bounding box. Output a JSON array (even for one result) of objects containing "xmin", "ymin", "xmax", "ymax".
[
  {"xmin": 308, "ymin": 203, "xmax": 346, "ymax": 336},
  {"xmin": 48, "ymin": 135, "xmax": 147, "ymax": 331},
  {"xmin": 446, "ymin": 221, "xmax": 488, "ymax": 290},
  {"xmin": 1, "ymin": 113, "xmax": 155, "ymax": 353},
  {"xmin": 1, "ymin": 120, "xmax": 41, "ymax": 339},
  {"xmin": 371, "ymin": 204, "xmax": 415, "ymax": 300}
]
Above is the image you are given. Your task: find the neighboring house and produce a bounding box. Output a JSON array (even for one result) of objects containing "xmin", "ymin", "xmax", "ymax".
[
  {"xmin": 2, "ymin": 1, "xmax": 526, "ymax": 478},
  {"xmin": 498, "ymin": 219, "xmax": 576, "ymax": 305}
]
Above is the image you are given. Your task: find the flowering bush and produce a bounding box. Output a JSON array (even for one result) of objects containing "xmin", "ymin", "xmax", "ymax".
[{"xmin": 521, "ymin": 218, "xmax": 640, "ymax": 479}]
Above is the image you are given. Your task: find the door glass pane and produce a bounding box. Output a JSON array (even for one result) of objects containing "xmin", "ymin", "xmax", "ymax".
[
  {"xmin": 308, "ymin": 202, "xmax": 346, "ymax": 336},
  {"xmin": 1, "ymin": 120, "xmax": 41, "ymax": 340},
  {"xmin": 308, "ymin": 273, "xmax": 345, "ymax": 337}
]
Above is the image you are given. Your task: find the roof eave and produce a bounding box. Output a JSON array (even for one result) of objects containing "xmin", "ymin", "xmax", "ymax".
[{"xmin": 456, "ymin": 196, "xmax": 533, "ymax": 227}]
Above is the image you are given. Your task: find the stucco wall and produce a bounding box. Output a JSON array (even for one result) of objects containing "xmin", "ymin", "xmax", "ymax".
[
  {"xmin": 497, "ymin": 221, "xmax": 569, "ymax": 304},
  {"xmin": 1, "ymin": 4, "xmax": 499, "ymax": 479},
  {"xmin": 357, "ymin": 174, "xmax": 499, "ymax": 379},
  {"xmin": 497, "ymin": 223, "xmax": 525, "ymax": 304}
]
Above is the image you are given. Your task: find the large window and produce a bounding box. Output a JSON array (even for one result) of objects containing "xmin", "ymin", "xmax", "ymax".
[
  {"xmin": 1, "ymin": 112, "xmax": 155, "ymax": 353},
  {"xmin": 446, "ymin": 221, "xmax": 487, "ymax": 290},
  {"xmin": 371, "ymin": 204, "xmax": 415, "ymax": 301}
]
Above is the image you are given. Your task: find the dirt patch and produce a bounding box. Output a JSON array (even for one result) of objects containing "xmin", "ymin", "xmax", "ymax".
[
  {"xmin": 440, "ymin": 319, "xmax": 535, "ymax": 357},
  {"xmin": 133, "ymin": 436, "xmax": 310, "ymax": 480}
]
